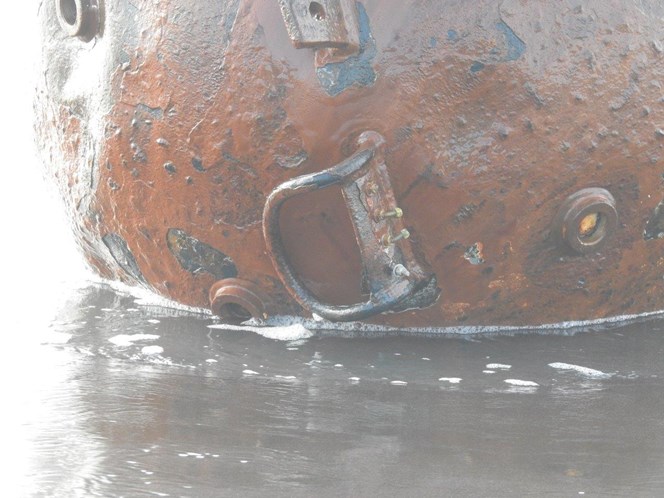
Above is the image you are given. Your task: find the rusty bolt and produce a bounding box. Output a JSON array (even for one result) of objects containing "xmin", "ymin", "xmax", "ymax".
[
  {"xmin": 382, "ymin": 228, "xmax": 410, "ymax": 246},
  {"xmin": 376, "ymin": 207, "xmax": 404, "ymax": 220},
  {"xmin": 393, "ymin": 264, "xmax": 411, "ymax": 278}
]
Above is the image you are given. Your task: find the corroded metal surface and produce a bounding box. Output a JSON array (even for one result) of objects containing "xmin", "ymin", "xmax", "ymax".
[{"xmin": 36, "ymin": 0, "xmax": 664, "ymax": 328}]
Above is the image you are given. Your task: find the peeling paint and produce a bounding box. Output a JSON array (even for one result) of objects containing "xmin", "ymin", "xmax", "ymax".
[
  {"xmin": 644, "ymin": 200, "xmax": 664, "ymax": 240},
  {"xmin": 464, "ymin": 243, "xmax": 485, "ymax": 265},
  {"xmin": 316, "ymin": 3, "xmax": 376, "ymax": 96},
  {"xmin": 102, "ymin": 233, "xmax": 147, "ymax": 284},
  {"xmin": 167, "ymin": 228, "xmax": 238, "ymax": 280}
]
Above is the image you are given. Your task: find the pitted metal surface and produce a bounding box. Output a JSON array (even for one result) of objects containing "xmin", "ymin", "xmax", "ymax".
[{"xmin": 36, "ymin": 0, "xmax": 664, "ymax": 327}]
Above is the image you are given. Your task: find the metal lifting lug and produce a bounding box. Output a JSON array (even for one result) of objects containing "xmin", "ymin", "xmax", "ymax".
[
  {"xmin": 263, "ymin": 131, "xmax": 437, "ymax": 322},
  {"xmin": 277, "ymin": 0, "xmax": 360, "ymax": 52}
]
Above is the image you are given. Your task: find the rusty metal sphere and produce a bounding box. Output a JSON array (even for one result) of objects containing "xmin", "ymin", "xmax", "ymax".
[{"xmin": 36, "ymin": 0, "xmax": 664, "ymax": 329}]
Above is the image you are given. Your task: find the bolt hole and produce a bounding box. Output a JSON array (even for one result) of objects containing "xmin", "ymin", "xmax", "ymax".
[
  {"xmin": 59, "ymin": 0, "xmax": 78, "ymax": 26},
  {"xmin": 309, "ymin": 2, "xmax": 326, "ymax": 21}
]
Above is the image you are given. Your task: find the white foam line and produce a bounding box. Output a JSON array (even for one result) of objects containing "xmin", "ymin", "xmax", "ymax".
[
  {"xmin": 208, "ymin": 309, "xmax": 664, "ymax": 338},
  {"xmin": 209, "ymin": 322, "xmax": 314, "ymax": 341},
  {"xmin": 504, "ymin": 379, "xmax": 539, "ymax": 387},
  {"xmin": 548, "ymin": 362, "xmax": 612, "ymax": 379},
  {"xmin": 99, "ymin": 278, "xmax": 211, "ymax": 316}
]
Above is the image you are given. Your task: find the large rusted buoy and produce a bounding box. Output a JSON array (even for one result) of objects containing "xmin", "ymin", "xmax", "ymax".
[{"xmin": 36, "ymin": 0, "xmax": 664, "ymax": 329}]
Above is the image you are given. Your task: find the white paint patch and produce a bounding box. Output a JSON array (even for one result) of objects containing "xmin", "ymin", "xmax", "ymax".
[
  {"xmin": 334, "ymin": 364, "xmax": 344, "ymax": 368},
  {"xmin": 421, "ymin": 357, "xmax": 431, "ymax": 361},
  {"xmin": 390, "ymin": 380, "xmax": 408, "ymax": 386},
  {"xmin": 348, "ymin": 377, "xmax": 360, "ymax": 383},
  {"xmin": 147, "ymin": 319, "xmax": 161, "ymax": 324},
  {"xmin": 504, "ymin": 379, "xmax": 539, "ymax": 387},
  {"xmin": 548, "ymin": 362, "xmax": 612, "ymax": 379},
  {"xmin": 242, "ymin": 369, "xmax": 259, "ymax": 376},
  {"xmin": 274, "ymin": 375, "xmax": 297, "ymax": 380},
  {"xmin": 109, "ymin": 334, "xmax": 160, "ymax": 346},
  {"xmin": 141, "ymin": 346, "xmax": 164, "ymax": 355},
  {"xmin": 486, "ymin": 363, "xmax": 511, "ymax": 370},
  {"xmin": 205, "ymin": 359, "xmax": 218, "ymax": 363},
  {"xmin": 438, "ymin": 377, "xmax": 462, "ymax": 384},
  {"xmin": 483, "ymin": 370, "xmax": 496, "ymax": 374}
]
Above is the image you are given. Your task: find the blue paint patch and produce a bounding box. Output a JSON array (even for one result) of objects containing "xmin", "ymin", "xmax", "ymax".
[
  {"xmin": 495, "ymin": 21, "xmax": 526, "ymax": 61},
  {"xmin": 447, "ymin": 29, "xmax": 459, "ymax": 42},
  {"xmin": 468, "ymin": 21, "xmax": 526, "ymax": 73},
  {"xmin": 470, "ymin": 61, "xmax": 485, "ymax": 73},
  {"xmin": 316, "ymin": 3, "xmax": 377, "ymax": 96},
  {"xmin": 429, "ymin": 36, "xmax": 438, "ymax": 48}
]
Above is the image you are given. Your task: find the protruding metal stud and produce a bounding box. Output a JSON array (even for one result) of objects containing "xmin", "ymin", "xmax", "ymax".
[
  {"xmin": 382, "ymin": 228, "xmax": 410, "ymax": 246},
  {"xmin": 393, "ymin": 264, "xmax": 411, "ymax": 278},
  {"xmin": 376, "ymin": 207, "xmax": 404, "ymax": 220}
]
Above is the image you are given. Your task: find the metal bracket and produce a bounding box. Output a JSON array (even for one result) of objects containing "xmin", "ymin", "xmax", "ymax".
[
  {"xmin": 277, "ymin": 0, "xmax": 360, "ymax": 51},
  {"xmin": 263, "ymin": 131, "xmax": 434, "ymax": 322}
]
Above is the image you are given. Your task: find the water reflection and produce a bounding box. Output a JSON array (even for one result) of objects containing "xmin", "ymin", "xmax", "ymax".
[{"xmin": 16, "ymin": 281, "xmax": 664, "ymax": 496}]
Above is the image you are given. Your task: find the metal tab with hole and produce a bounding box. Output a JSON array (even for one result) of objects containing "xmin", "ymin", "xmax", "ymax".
[
  {"xmin": 277, "ymin": 0, "xmax": 360, "ymax": 51},
  {"xmin": 263, "ymin": 131, "xmax": 437, "ymax": 322}
]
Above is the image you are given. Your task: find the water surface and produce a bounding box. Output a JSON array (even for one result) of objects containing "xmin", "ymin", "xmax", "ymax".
[{"xmin": 12, "ymin": 280, "xmax": 664, "ymax": 497}]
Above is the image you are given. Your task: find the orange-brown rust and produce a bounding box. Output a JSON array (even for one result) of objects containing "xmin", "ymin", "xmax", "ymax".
[{"xmin": 36, "ymin": 0, "xmax": 664, "ymax": 328}]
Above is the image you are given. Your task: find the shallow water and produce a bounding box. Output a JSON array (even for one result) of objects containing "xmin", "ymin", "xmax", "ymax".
[{"xmin": 9, "ymin": 279, "xmax": 664, "ymax": 497}]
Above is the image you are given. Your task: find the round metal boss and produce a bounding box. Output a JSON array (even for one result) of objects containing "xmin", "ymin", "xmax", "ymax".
[
  {"xmin": 555, "ymin": 188, "xmax": 617, "ymax": 254},
  {"xmin": 209, "ymin": 278, "xmax": 268, "ymax": 323},
  {"xmin": 55, "ymin": 0, "xmax": 101, "ymax": 42}
]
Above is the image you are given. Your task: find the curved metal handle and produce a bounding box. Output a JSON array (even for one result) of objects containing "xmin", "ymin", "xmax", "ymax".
[{"xmin": 263, "ymin": 132, "xmax": 431, "ymax": 322}]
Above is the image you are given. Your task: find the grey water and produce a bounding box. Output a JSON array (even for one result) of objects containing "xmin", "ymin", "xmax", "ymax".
[{"xmin": 10, "ymin": 278, "xmax": 664, "ymax": 497}]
